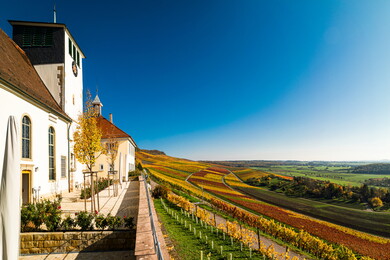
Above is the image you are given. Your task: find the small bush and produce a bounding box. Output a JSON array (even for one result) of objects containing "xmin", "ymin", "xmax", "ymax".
[
  {"xmin": 21, "ymin": 204, "xmax": 34, "ymax": 231},
  {"xmin": 43, "ymin": 199, "xmax": 62, "ymax": 231},
  {"xmin": 80, "ymin": 178, "xmax": 112, "ymax": 199},
  {"xmin": 76, "ymin": 211, "xmax": 94, "ymax": 230},
  {"xmin": 95, "ymin": 214, "xmax": 108, "ymax": 230},
  {"xmin": 152, "ymin": 185, "xmax": 170, "ymax": 199},
  {"xmin": 128, "ymin": 170, "xmax": 141, "ymax": 178},
  {"xmin": 60, "ymin": 215, "xmax": 76, "ymax": 230},
  {"xmin": 31, "ymin": 202, "xmax": 46, "ymax": 230},
  {"xmin": 124, "ymin": 216, "xmax": 135, "ymax": 229},
  {"xmin": 106, "ymin": 214, "xmax": 124, "ymax": 229}
]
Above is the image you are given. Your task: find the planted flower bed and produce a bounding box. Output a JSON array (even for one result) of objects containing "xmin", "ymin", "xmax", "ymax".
[{"xmin": 21, "ymin": 199, "xmax": 135, "ymax": 232}]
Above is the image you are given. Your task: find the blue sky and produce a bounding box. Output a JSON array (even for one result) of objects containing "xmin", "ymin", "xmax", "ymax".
[{"xmin": 2, "ymin": 1, "xmax": 390, "ymax": 161}]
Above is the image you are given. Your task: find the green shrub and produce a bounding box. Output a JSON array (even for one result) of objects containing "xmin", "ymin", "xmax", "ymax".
[
  {"xmin": 43, "ymin": 199, "xmax": 62, "ymax": 231},
  {"xmin": 123, "ymin": 216, "xmax": 135, "ymax": 229},
  {"xmin": 31, "ymin": 202, "xmax": 46, "ymax": 230},
  {"xmin": 95, "ymin": 214, "xmax": 108, "ymax": 230},
  {"xmin": 21, "ymin": 204, "xmax": 35, "ymax": 231},
  {"xmin": 136, "ymin": 162, "xmax": 143, "ymax": 171},
  {"xmin": 106, "ymin": 214, "xmax": 123, "ymax": 229},
  {"xmin": 76, "ymin": 211, "xmax": 94, "ymax": 230},
  {"xmin": 152, "ymin": 185, "xmax": 170, "ymax": 199},
  {"xmin": 80, "ymin": 178, "xmax": 112, "ymax": 199},
  {"xmin": 128, "ymin": 170, "xmax": 141, "ymax": 178},
  {"xmin": 60, "ymin": 215, "xmax": 76, "ymax": 230}
]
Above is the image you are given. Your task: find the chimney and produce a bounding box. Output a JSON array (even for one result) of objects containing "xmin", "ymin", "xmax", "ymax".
[{"xmin": 109, "ymin": 113, "xmax": 113, "ymax": 123}]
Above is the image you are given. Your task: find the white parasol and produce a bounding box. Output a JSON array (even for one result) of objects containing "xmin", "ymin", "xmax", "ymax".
[{"xmin": 0, "ymin": 116, "xmax": 21, "ymax": 260}]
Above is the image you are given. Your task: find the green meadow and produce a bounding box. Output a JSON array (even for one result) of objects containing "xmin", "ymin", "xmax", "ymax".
[{"xmin": 256, "ymin": 165, "xmax": 390, "ymax": 187}]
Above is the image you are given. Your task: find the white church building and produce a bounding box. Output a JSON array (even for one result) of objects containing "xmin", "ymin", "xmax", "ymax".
[{"xmin": 0, "ymin": 20, "xmax": 135, "ymax": 204}]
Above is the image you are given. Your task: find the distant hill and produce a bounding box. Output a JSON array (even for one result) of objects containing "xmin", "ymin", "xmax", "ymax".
[
  {"xmin": 203, "ymin": 160, "xmax": 370, "ymax": 168},
  {"xmin": 352, "ymin": 163, "xmax": 390, "ymax": 174},
  {"xmin": 140, "ymin": 149, "xmax": 166, "ymax": 156}
]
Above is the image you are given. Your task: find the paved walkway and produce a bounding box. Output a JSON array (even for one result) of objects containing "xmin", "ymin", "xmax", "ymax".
[
  {"xmin": 115, "ymin": 180, "xmax": 140, "ymax": 222},
  {"xmin": 60, "ymin": 182, "xmax": 130, "ymax": 216}
]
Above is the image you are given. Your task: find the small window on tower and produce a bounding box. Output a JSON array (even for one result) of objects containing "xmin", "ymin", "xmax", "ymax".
[
  {"xmin": 68, "ymin": 38, "xmax": 72, "ymax": 56},
  {"xmin": 23, "ymin": 27, "xmax": 53, "ymax": 47},
  {"xmin": 76, "ymin": 51, "xmax": 80, "ymax": 67},
  {"xmin": 72, "ymin": 95, "xmax": 75, "ymax": 105},
  {"xmin": 73, "ymin": 45, "xmax": 76, "ymax": 60},
  {"xmin": 22, "ymin": 27, "xmax": 33, "ymax": 47}
]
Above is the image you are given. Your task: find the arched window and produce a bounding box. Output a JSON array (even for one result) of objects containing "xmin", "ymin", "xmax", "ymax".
[
  {"xmin": 48, "ymin": 127, "xmax": 55, "ymax": 180},
  {"xmin": 22, "ymin": 116, "xmax": 31, "ymax": 159}
]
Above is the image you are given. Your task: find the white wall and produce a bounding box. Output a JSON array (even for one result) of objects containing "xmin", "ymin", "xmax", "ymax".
[
  {"xmin": 64, "ymin": 32, "xmax": 83, "ymax": 122},
  {"xmin": 34, "ymin": 63, "xmax": 63, "ymax": 106},
  {"xmin": 0, "ymin": 83, "xmax": 70, "ymax": 199},
  {"xmin": 64, "ymin": 31, "xmax": 85, "ymax": 188}
]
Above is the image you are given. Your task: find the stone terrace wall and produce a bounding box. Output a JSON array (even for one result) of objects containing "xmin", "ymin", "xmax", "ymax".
[{"xmin": 20, "ymin": 230, "xmax": 135, "ymax": 255}]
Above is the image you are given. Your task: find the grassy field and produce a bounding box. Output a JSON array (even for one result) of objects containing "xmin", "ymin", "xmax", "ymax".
[
  {"xmin": 255, "ymin": 165, "xmax": 390, "ymax": 187},
  {"xmin": 154, "ymin": 199, "xmax": 266, "ymax": 260}
]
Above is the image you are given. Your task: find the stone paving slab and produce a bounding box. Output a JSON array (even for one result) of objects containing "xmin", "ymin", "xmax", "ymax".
[{"xmin": 60, "ymin": 182, "xmax": 130, "ymax": 216}]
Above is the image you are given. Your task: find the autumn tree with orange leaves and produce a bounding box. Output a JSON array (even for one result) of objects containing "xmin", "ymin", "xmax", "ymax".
[{"xmin": 73, "ymin": 91, "xmax": 104, "ymax": 212}]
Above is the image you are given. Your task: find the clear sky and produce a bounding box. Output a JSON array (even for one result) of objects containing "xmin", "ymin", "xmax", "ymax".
[{"xmin": 1, "ymin": 1, "xmax": 390, "ymax": 161}]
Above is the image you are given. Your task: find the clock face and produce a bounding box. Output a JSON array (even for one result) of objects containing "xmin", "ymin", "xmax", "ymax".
[{"xmin": 72, "ymin": 61, "xmax": 78, "ymax": 77}]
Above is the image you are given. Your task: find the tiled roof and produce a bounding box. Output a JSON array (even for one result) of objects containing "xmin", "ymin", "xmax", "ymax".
[
  {"xmin": 0, "ymin": 29, "xmax": 70, "ymax": 121},
  {"xmin": 96, "ymin": 116, "xmax": 137, "ymax": 147}
]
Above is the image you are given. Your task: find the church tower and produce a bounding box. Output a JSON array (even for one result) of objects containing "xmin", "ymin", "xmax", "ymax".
[
  {"xmin": 9, "ymin": 20, "xmax": 85, "ymax": 122},
  {"xmin": 9, "ymin": 20, "xmax": 86, "ymax": 190}
]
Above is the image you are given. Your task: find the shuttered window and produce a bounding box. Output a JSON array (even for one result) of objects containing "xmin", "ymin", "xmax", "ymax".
[
  {"xmin": 61, "ymin": 156, "xmax": 66, "ymax": 178},
  {"xmin": 69, "ymin": 38, "xmax": 72, "ymax": 56},
  {"xmin": 23, "ymin": 27, "xmax": 53, "ymax": 47},
  {"xmin": 76, "ymin": 51, "xmax": 80, "ymax": 66}
]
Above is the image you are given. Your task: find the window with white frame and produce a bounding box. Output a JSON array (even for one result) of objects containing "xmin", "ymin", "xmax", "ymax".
[
  {"xmin": 48, "ymin": 127, "xmax": 56, "ymax": 180},
  {"xmin": 22, "ymin": 116, "xmax": 31, "ymax": 159}
]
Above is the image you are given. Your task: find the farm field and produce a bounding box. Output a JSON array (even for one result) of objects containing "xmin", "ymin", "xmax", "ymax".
[
  {"xmin": 226, "ymin": 176, "xmax": 390, "ymax": 237},
  {"xmin": 139, "ymin": 151, "xmax": 390, "ymax": 259},
  {"xmin": 255, "ymin": 165, "xmax": 390, "ymax": 187},
  {"xmin": 187, "ymin": 168, "xmax": 390, "ymax": 259}
]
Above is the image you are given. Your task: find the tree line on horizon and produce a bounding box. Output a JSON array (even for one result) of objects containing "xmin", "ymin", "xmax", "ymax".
[{"xmin": 247, "ymin": 175, "xmax": 389, "ymax": 209}]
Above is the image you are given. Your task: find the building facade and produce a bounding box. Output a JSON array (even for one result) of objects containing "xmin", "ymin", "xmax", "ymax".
[
  {"xmin": 0, "ymin": 29, "xmax": 71, "ymax": 203},
  {"xmin": 0, "ymin": 19, "xmax": 136, "ymax": 204}
]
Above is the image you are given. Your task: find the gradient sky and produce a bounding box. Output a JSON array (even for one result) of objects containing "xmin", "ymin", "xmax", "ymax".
[{"xmin": 1, "ymin": 1, "xmax": 390, "ymax": 161}]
